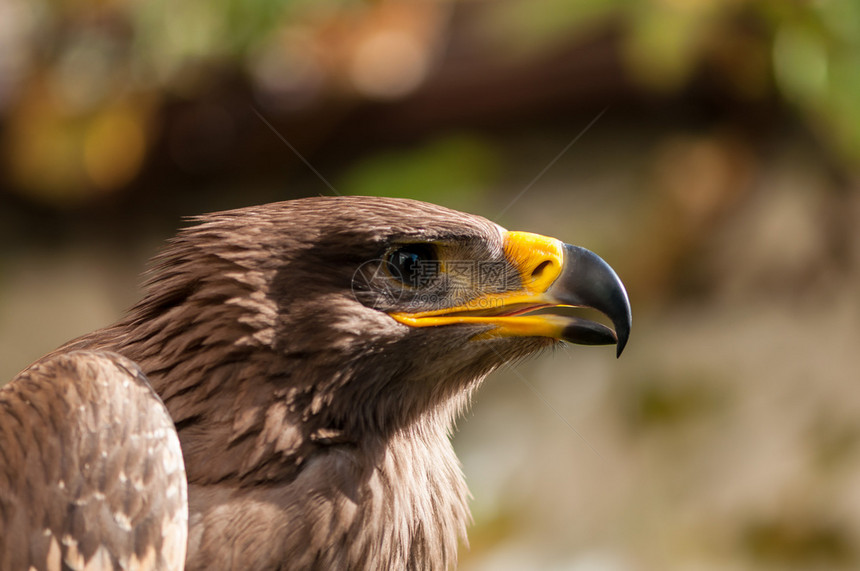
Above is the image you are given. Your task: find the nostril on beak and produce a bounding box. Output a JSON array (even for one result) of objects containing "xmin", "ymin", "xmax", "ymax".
[
  {"xmin": 531, "ymin": 260, "xmax": 553, "ymax": 280},
  {"xmin": 503, "ymin": 231, "xmax": 566, "ymax": 293}
]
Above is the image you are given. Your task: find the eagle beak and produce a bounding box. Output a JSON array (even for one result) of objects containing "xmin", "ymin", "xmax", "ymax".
[
  {"xmin": 389, "ymin": 232, "xmax": 632, "ymax": 357},
  {"xmin": 546, "ymin": 242, "xmax": 632, "ymax": 357}
]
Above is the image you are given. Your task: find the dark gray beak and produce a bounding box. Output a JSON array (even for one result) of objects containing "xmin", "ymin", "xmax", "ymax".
[{"xmin": 547, "ymin": 244, "xmax": 632, "ymax": 357}]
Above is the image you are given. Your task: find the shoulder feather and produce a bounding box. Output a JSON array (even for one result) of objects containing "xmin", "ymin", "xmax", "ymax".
[{"xmin": 0, "ymin": 351, "xmax": 188, "ymax": 570}]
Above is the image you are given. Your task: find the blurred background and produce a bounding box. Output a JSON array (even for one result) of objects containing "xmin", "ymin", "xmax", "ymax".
[{"xmin": 1, "ymin": 0, "xmax": 858, "ymax": 568}]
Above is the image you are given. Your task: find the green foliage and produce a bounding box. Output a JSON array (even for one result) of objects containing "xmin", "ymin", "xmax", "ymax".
[
  {"xmin": 5, "ymin": 0, "xmax": 860, "ymax": 204},
  {"xmin": 621, "ymin": 370, "xmax": 726, "ymax": 431},
  {"xmin": 486, "ymin": 0, "xmax": 860, "ymax": 164},
  {"xmin": 337, "ymin": 135, "xmax": 500, "ymax": 211}
]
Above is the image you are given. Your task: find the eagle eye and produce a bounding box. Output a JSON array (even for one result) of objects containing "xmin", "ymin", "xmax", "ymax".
[{"xmin": 386, "ymin": 244, "xmax": 438, "ymax": 288}]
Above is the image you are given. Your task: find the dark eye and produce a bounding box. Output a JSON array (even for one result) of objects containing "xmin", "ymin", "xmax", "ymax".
[{"xmin": 386, "ymin": 243, "xmax": 438, "ymax": 287}]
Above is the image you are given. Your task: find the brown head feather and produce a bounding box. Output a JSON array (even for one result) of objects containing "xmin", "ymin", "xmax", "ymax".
[{"xmin": 57, "ymin": 196, "xmax": 555, "ymax": 569}]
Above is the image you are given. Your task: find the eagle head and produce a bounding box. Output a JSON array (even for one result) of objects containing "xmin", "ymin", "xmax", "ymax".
[{"xmin": 67, "ymin": 195, "xmax": 630, "ymax": 569}]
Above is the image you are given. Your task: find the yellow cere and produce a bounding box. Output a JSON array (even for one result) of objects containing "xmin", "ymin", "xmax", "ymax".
[{"xmin": 502, "ymin": 231, "xmax": 564, "ymax": 294}]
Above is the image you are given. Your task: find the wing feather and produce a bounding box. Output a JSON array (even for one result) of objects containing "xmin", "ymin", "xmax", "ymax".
[{"xmin": 0, "ymin": 351, "xmax": 188, "ymax": 570}]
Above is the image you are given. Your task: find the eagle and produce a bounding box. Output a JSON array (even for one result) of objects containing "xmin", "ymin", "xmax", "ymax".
[{"xmin": 0, "ymin": 196, "xmax": 630, "ymax": 570}]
